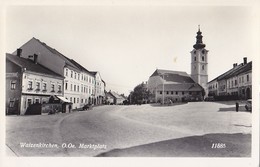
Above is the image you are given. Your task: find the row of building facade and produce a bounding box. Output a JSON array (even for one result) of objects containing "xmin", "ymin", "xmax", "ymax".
[
  {"xmin": 6, "ymin": 37, "xmax": 106, "ymax": 115},
  {"xmin": 208, "ymin": 58, "xmax": 252, "ymax": 100}
]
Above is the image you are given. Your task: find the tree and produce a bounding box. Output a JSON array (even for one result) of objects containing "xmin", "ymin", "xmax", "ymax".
[{"xmin": 129, "ymin": 82, "xmax": 150, "ymax": 104}]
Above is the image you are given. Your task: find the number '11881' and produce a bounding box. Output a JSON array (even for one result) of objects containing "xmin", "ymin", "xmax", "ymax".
[{"xmin": 211, "ymin": 143, "xmax": 226, "ymax": 148}]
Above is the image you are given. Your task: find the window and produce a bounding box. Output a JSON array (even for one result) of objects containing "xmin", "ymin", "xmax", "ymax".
[
  {"xmin": 166, "ymin": 91, "xmax": 169, "ymax": 95},
  {"xmin": 202, "ymin": 65, "xmax": 204, "ymax": 70},
  {"xmin": 194, "ymin": 57, "xmax": 196, "ymax": 61},
  {"xmin": 43, "ymin": 83, "xmax": 47, "ymax": 91},
  {"xmin": 78, "ymin": 74, "xmax": 80, "ymax": 80},
  {"xmin": 71, "ymin": 70, "xmax": 73, "ymax": 78},
  {"xmin": 11, "ymin": 81, "xmax": 16, "ymax": 90},
  {"xmin": 171, "ymin": 91, "xmax": 173, "ymax": 94},
  {"xmin": 35, "ymin": 98, "xmax": 40, "ymax": 104},
  {"xmin": 77, "ymin": 98, "xmax": 79, "ymax": 103},
  {"xmin": 70, "ymin": 84, "xmax": 73, "ymax": 91},
  {"xmin": 65, "ymin": 82, "xmax": 68, "ymax": 90},
  {"xmin": 65, "ymin": 69, "xmax": 68, "ymax": 77},
  {"xmin": 247, "ymin": 75, "xmax": 249, "ymax": 82},
  {"xmin": 194, "ymin": 51, "xmax": 196, "ymax": 54},
  {"xmin": 202, "ymin": 50, "xmax": 205, "ymax": 54},
  {"xmin": 182, "ymin": 91, "xmax": 184, "ymax": 95},
  {"xmin": 36, "ymin": 82, "xmax": 40, "ymax": 91},
  {"xmin": 235, "ymin": 80, "xmax": 237, "ymax": 86},
  {"xmin": 58, "ymin": 85, "xmax": 61, "ymax": 92},
  {"xmin": 70, "ymin": 97, "xmax": 72, "ymax": 102},
  {"xmin": 202, "ymin": 56, "xmax": 205, "ymax": 61},
  {"xmin": 9, "ymin": 99, "xmax": 15, "ymax": 108},
  {"xmin": 176, "ymin": 91, "xmax": 178, "ymax": 95},
  {"xmin": 51, "ymin": 84, "xmax": 55, "ymax": 92},
  {"xmin": 81, "ymin": 99, "xmax": 83, "ymax": 103},
  {"xmin": 74, "ymin": 72, "xmax": 77, "ymax": 79},
  {"xmin": 28, "ymin": 81, "xmax": 33, "ymax": 90},
  {"xmin": 27, "ymin": 99, "xmax": 32, "ymax": 107},
  {"xmin": 74, "ymin": 85, "xmax": 76, "ymax": 91},
  {"xmin": 77, "ymin": 85, "xmax": 79, "ymax": 92},
  {"xmin": 160, "ymin": 91, "xmax": 162, "ymax": 94},
  {"xmin": 74, "ymin": 98, "xmax": 76, "ymax": 103}
]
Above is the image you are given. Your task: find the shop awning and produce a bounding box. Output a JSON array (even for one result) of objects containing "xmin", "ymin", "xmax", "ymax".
[{"xmin": 56, "ymin": 96, "xmax": 72, "ymax": 103}]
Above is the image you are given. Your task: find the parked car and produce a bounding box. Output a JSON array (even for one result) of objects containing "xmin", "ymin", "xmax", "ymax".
[
  {"xmin": 245, "ymin": 99, "xmax": 252, "ymax": 111},
  {"xmin": 205, "ymin": 96, "xmax": 215, "ymax": 101},
  {"xmin": 82, "ymin": 104, "xmax": 93, "ymax": 110}
]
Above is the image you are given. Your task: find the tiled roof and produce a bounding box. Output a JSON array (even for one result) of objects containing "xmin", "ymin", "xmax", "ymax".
[
  {"xmin": 6, "ymin": 53, "xmax": 64, "ymax": 78},
  {"xmin": 157, "ymin": 83, "xmax": 203, "ymax": 91},
  {"xmin": 150, "ymin": 69, "xmax": 195, "ymax": 83}
]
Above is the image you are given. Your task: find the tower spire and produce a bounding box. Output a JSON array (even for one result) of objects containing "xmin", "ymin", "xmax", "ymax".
[{"xmin": 193, "ymin": 25, "xmax": 206, "ymax": 50}]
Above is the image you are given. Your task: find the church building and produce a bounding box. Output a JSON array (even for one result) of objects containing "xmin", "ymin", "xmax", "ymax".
[{"xmin": 147, "ymin": 27, "xmax": 208, "ymax": 103}]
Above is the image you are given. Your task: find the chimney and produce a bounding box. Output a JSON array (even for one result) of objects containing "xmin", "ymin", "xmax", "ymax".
[
  {"xmin": 233, "ymin": 63, "xmax": 236, "ymax": 68},
  {"xmin": 243, "ymin": 57, "xmax": 247, "ymax": 65},
  {"xmin": 17, "ymin": 49, "xmax": 22, "ymax": 57},
  {"xmin": 33, "ymin": 54, "xmax": 38, "ymax": 64}
]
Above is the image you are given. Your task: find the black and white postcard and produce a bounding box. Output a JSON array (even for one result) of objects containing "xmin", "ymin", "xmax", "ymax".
[{"xmin": 1, "ymin": 0, "xmax": 259, "ymax": 167}]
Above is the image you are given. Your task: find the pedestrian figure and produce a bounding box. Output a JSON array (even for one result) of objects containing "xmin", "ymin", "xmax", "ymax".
[
  {"xmin": 69, "ymin": 105, "xmax": 72, "ymax": 113},
  {"xmin": 235, "ymin": 102, "xmax": 239, "ymax": 112}
]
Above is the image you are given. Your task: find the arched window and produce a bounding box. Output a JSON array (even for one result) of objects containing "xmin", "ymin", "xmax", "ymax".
[{"xmin": 202, "ymin": 56, "xmax": 204, "ymax": 61}]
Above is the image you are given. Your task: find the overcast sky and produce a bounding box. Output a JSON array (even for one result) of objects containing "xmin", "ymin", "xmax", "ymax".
[{"xmin": 5, "ymin": 5, "xmax": 255, "ymax": 95}]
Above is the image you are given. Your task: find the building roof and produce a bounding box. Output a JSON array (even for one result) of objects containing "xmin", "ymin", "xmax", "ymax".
[
  {"xmin": 31, "ymin": 37, "xmax": 81, "ymax": 71},
  {"xmin": 150, "ymin": 69, "xmax": 195, "ymax": 84},
  {"xmin": 109, "ymin": 91, "xmax": 124, "ymax": 99},
  {"xmin": 6, "ymin": 53, "xmax": 64, "ymax": 78},
  {"xmin": 69, "ymin": 59, "xmax": 94, "ymax": 76},
  {"xmin": 208, "ymin": 61, "xmax": 252, "ymax": 83},
  {"xmin": 157, "ymin": 83, "xmax": 203, "ymax": 91}
]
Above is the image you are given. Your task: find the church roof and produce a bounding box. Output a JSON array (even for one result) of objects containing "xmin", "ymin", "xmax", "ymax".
[{"xmin": 150, "ymin": 69, "xmax": 195, "ymax": 84}]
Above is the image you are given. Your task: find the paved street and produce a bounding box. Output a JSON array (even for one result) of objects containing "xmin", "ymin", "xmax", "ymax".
[{"xmin": 6, "ymin": 101, "xmax": 251, "ymax": 157}]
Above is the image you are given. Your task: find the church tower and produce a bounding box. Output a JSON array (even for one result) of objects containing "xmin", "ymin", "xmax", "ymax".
[{"xmin": 191, "ymin": 26, "xmax": 208, "ymax": 92}]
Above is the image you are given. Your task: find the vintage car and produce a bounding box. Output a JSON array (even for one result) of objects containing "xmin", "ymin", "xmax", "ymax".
[{"xmin": 82, "ymin": 104, "xmax": 93, "ymax": 110}]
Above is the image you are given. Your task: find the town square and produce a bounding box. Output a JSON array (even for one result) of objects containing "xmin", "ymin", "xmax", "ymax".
[{"xmin": 2, "ymin": 3, "xmax": 259, "ymax": 167}]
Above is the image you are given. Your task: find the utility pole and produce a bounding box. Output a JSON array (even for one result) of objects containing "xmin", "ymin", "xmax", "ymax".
[{"xmin": 162, "ymin": 74, "xmax": 165, "ymax": 105}]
